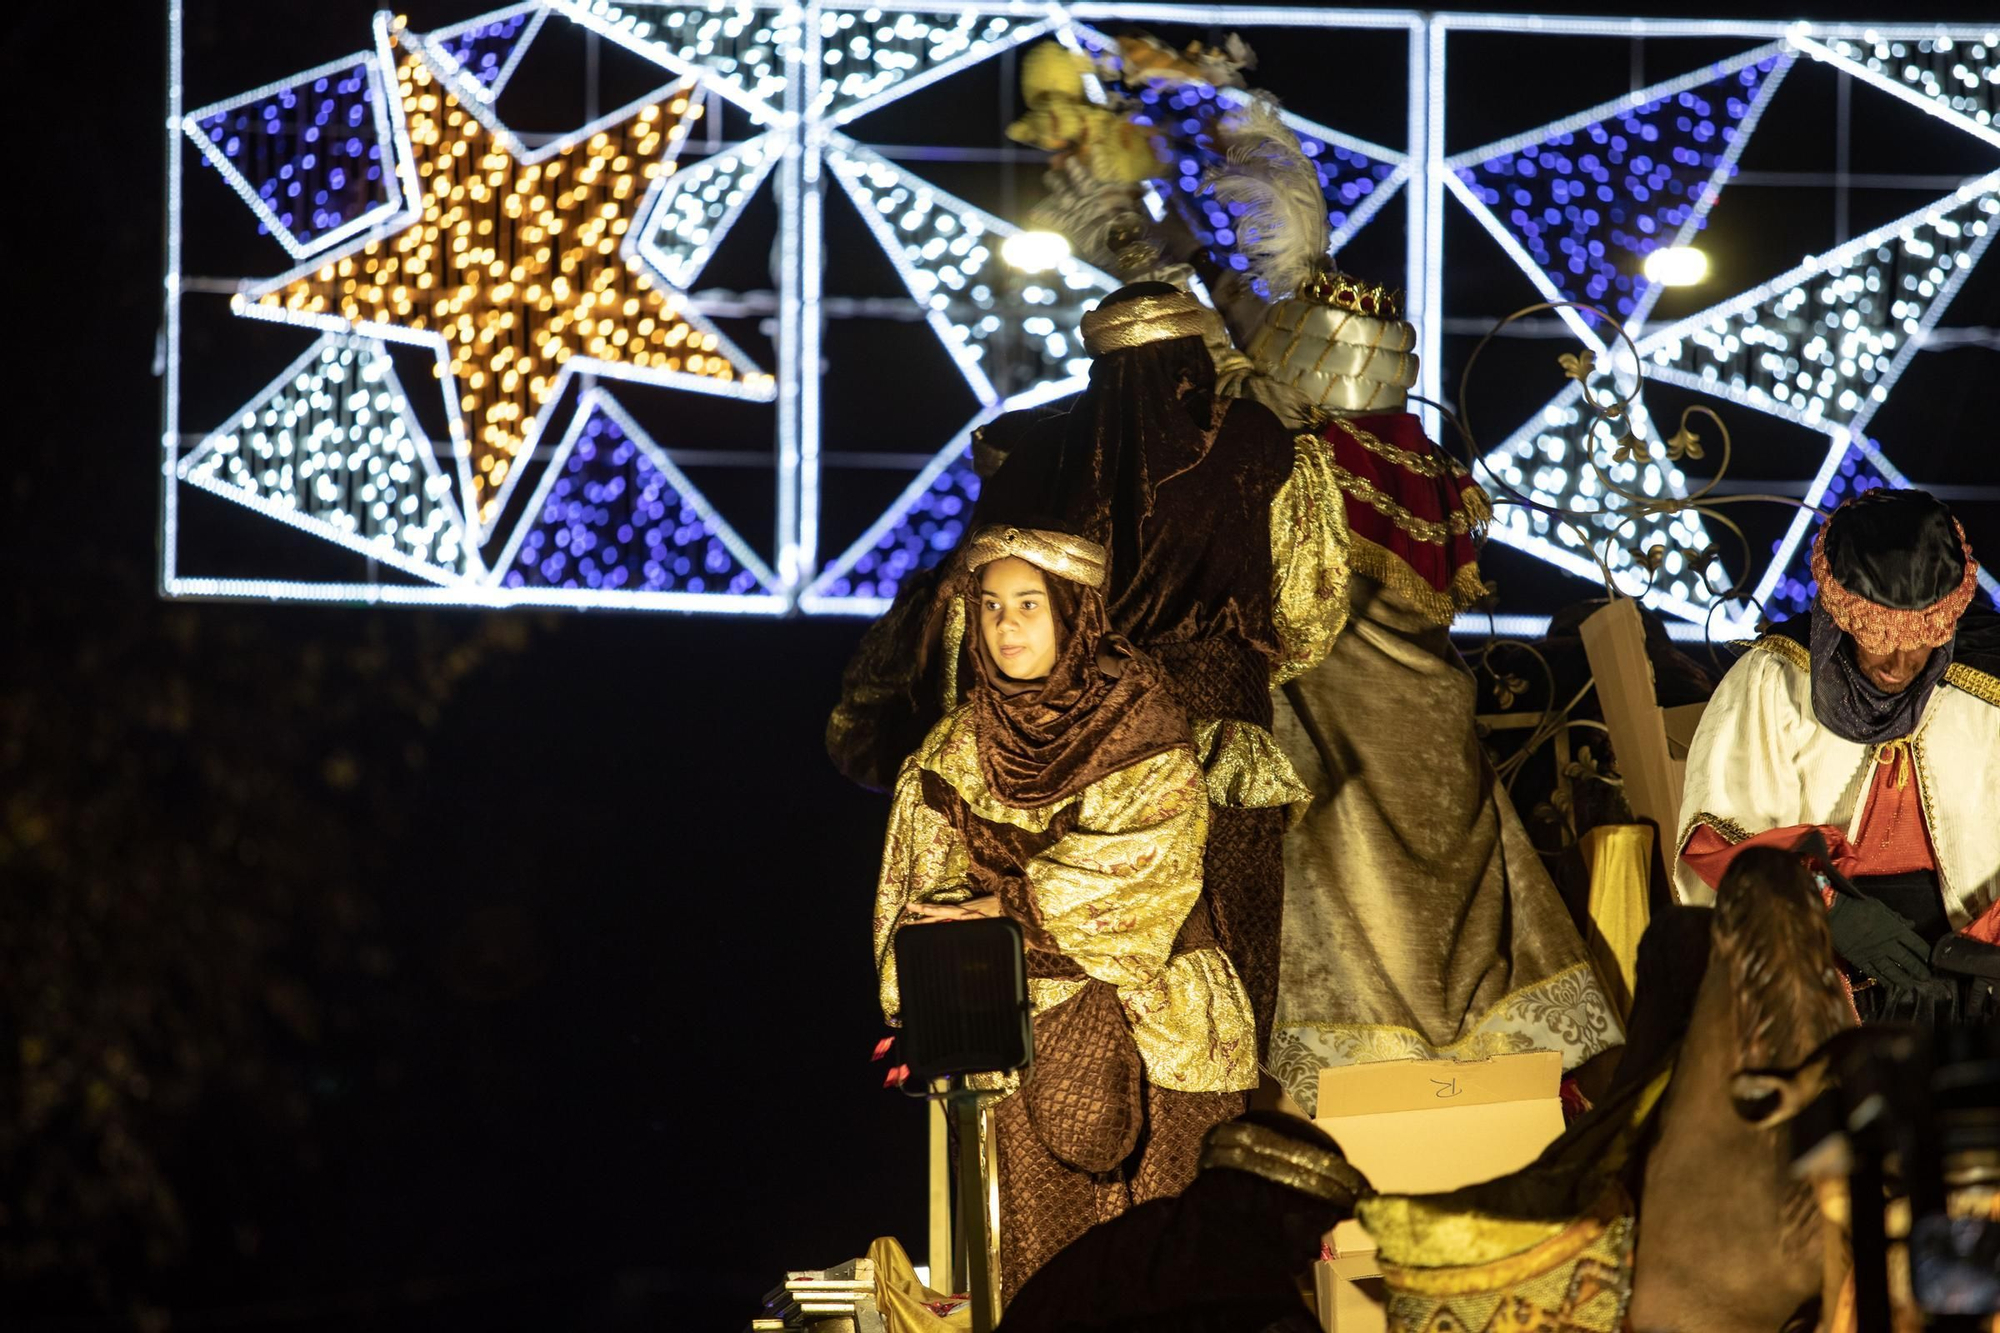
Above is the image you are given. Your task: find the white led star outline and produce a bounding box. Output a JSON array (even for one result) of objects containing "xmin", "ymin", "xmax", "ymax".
[
  {"xmin": 421, "ymin": 0, "xmax": 551, "ymax": 104},
  {"xmin": 162, "ymin": 5, "xmax": 2000, "ymax": 630},
  {"xmin": 180, "ymin": 46, "xmax": 412, "ymax": 261},
  {"xmin": 636, "ymin": 130, "xmax": 784, "ymax": 289},
  {"xmin": 177, "ymin": 333, "xmax": 480, "ymax": 586}
]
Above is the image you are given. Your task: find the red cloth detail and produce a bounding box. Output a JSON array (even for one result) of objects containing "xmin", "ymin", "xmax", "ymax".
[
  {"xmin": 1679, "ymin": 822, "xmax": 1858, "ymax": 891},
  {"xmin": 1325, "ymin": 413, "xmax": 1482, "ymax": 595},
  {"xmin": 1964, "ymin": 898, "xmax": 2000, "ymax": 945},
  {"xmin": 1559, "ymin": 1078, "xmax": 1592, "ymax": 1125},
  {"xmin": 1845, "ymin": 751, "xmax": 1937, "ymax": 878}
]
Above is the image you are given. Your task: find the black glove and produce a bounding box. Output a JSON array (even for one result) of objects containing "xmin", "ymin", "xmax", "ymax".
[{"xmin": 1826, "ymin": 895, "xmax": 1935, "ymax": 990}]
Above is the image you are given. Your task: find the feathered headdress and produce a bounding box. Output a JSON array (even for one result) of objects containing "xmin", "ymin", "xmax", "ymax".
[{"xmin": 1206, "ymin": 94, "xmax": 1330, "ymax": 300}]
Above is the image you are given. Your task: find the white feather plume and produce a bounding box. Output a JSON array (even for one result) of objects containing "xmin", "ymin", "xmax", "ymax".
[{"xmin": 1206, "ymin": 95, "xmax": 1329, "ymax": 299}]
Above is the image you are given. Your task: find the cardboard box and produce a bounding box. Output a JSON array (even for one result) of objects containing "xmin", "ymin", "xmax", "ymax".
[
  {"xmin": 1314, "ymin": 1261, "xmax": 1386, "ymax": 1332},
  {"xmin": 1309, "ymin": 1051, "xmax": 1569, "ymax": 1333}
]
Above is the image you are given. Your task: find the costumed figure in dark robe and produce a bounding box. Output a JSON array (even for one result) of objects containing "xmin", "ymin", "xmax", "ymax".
[
  {"xmin": 839, "ymin": 285, "xmax": 1350, "ymax": 1061},
  {"xmin": 872, "ymin": 525, "xmax": 1259, "ymax": 1303},
  {"xmin": 996, "ymin": 1113, "xmax": 1363, "ymax": 1333},
  {"xmin": 1678, "ymin": 489, "xmax": 2000, "ymax": 1023},
  {"xmin": 1159, "ymin": 95, "xmax": 1622, "ymax": 1108}
]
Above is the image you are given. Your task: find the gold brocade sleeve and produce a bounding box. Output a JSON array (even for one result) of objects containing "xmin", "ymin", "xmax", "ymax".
[
  {"xmin": 1190, "ymin": 716, "xmax": 1314, "ymax": 817},
  {"xmin": 1029, "ymin": 748, "xmax": 1257, "ymax": 1092},
  {"xmin": 872, "ymin": 718, "xmax": 976, "ymax": 1026},
  {"xmin": 1028, "ymin": 749, "xmax": 1209, "ymax": 990},
  {"xmin": 1269, "ymin": 430, "xmax": 1354, "ymax": 686}
]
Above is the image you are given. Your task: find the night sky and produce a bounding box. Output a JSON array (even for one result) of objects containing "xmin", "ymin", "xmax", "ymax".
[{"xmin": 10, "ymin": 0, "xmax": 2000, "ymax": 1327}]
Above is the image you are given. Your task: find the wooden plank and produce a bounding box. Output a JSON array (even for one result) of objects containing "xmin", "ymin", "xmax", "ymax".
[{"xmin": 1579, "ymin": 599, "xmax": 1685, "ymax": 841}]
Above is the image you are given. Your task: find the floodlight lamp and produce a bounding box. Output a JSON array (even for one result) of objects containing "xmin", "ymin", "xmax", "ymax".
[
  {"xmin": 1000, "ymin": 230, "xmax": 1072, "ymax": 274},
  {"xmin": 1643, "ymin": 246, "xmax": 1710, "ymax": 287}
]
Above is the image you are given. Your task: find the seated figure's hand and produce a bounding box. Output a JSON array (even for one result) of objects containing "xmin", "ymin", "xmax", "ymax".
[
  {"xmin": 1826, "ymin": 895, "xmax": 1934, "ymax": 989},
  {"xmin": 903, "ymin": 897, "xmax": 1004, "ymax": 924}
]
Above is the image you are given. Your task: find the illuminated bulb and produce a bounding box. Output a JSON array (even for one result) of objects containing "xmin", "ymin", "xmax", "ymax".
[
  {"xmin": 1000, "ymin": 230, "xmax": 1071, "ymax": 274},
  {"xmin": 1643, "ymin": 246, "xmax": 1710, "ymax": 287}
]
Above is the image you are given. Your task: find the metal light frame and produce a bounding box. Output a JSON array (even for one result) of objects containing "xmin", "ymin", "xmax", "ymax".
[{"xmin": 162, "ymin": 4, "xmax": 2000, "ymax": 626}]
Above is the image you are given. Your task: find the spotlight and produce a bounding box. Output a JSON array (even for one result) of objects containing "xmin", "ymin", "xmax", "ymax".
[
  {"xmin": 1000, "ymin": 229, "xmax": 1072, "ymax": 273},
  {"xmin": 1643, "ymin": 245, "xmax": 1709, "ymax": 287}
]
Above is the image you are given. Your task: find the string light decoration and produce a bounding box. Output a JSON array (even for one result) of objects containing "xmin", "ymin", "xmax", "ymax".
[
  {"xmin": 827, "ymin": 138, "xmax": 1115, "ymax": 406},
  {"xmin": 491, "ymin": 389, "xmax": 779, "ymax": 597},
  {"xmin": 800, "ymin": 380, "xmax": 1085, "ymax": 613},
  {"xmin": 1476, "ymin": 377, "xmax": 1727, "ymax": 625},
  {"xmin": 184, "ymin": 52, "xmax": 403, "ymax": 258},
  {"xmin": 636, "ymin": 131, "xmax": 781, "ymax": 288},
  {"xmin": 1795, "ymin": 29, "xmax": 2000, "ymax": 147},
  {"xmin": 554, "ymin": 0, "xmax": 1049, "ymax": 125},
  {"xmin": 1446, "ymin": 45, "xmax": 1790, "ymax": 338},
  {"xmin": 1757, "ymin": 439, "xmax": 1888, "ymax": 618},
  {"xmin": 240, "ymin": 32, "xmax": 772, "ymax": 542},
  {"xmin": 1638, "ymin": 172, "xmax": 2000, "ymax": 434},
  {"xmin": 163, "ymin": 7, "xmax": 2000, "ymax": 623},
  {"xmin": 179, "ymin": 336, "xmax": 473, "ymax": 583},
  {"xmin": 423, "ymin": 1, "xmax": 549, "ymax": 100}
]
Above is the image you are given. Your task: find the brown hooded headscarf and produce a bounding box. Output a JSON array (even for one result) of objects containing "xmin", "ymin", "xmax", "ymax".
[{"xmin": 955, "ymin": 525, "xmax": 1190, "ymax": 808}]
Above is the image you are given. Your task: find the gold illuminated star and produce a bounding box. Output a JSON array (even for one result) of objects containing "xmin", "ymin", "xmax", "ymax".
[{"xmin": 251, "ymin": 49, "xmax": 758, "ymax": 531}]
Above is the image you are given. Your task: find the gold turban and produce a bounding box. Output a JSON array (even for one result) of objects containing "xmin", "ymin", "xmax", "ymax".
[
  {"xmin": 963, "ymin": 525, "xmax": 1109, "ymax": 590},
  {"xmin": 1081, "ymin": 291, "xmax": 1216, "ymax": 356},
  {"xmin": 1199, "ymin": 1120, "xmax": 1367, "ymax": 1204}
]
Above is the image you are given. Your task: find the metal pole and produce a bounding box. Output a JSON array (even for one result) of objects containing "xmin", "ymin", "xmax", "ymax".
[
  {"xmin": 1835, "ymin": 71, "xmax": 1852, "ymax": 245},
  {"xmin": 953, "ymin": 1093, "xmax": 997, "ymax": 1333}
]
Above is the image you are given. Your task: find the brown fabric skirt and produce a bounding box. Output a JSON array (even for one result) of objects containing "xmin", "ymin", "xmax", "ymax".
[{"xmin": 994, "ymin": 1084, "xmax": 1247, "ymax": 1305}]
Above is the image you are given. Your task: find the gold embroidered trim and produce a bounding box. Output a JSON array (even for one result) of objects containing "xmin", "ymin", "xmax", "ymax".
[
  {"xmin": 1277, "ymin": 962, "xmax": 1614, "ymax": 1053},
  {"xmin": 1945, "ymin": 662, "xmax": 2000, "ymax": 708},
  {"xmin": 1812, "ymin": 518, "xmax": 1977, "ymax": 654},
  {"xmin": 1679, "ymin": 809, "xmax": 1754, "ymax": 849},
  {"xmin": 1908, "ymin": 729, "xmax": 1955, "ymax": 916},
  {"xmin": 1270, "ymin": 433, "xmax": 1353, "ymax": 685},
  {"xmin": 1340, "ymin": 419, "xmax": 1455, "ymax": 479},
  {"xmin": 1745, "ymin": 634, "xmax": 1811, "ymax": 672},
  {"xmin": 1460, "ymin": 479, "xmax": 1493, "ymax": 527},
  {"xmin": 1326, "ymin": 458, "xmax": 1475, "ymax": 544},
  {"xmin": 1350, "ymin": 533, "xmax": 1491, "ymax": 628}
]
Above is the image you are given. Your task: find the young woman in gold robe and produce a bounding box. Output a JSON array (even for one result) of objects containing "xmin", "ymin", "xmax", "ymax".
[{"xmin": 872, "ymin": 525, "xmax": 1258, "ymax": 1302}]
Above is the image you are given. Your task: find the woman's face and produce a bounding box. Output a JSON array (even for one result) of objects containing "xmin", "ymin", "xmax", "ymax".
[{"xmin": 978, "ymin": 557, "xmax": 1059, "ymax": 680}]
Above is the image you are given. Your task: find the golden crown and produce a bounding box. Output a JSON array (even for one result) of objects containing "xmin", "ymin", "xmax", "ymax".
[{"xmin": 1298, "ymin": 266, "xmax": 1402, "ymax": 318}]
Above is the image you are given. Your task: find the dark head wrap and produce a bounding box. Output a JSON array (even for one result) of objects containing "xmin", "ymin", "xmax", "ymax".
[
  {"xmin": 973, "ymin": 283, "xmax": 1298, "ymax": 725},
  {"xmin": 1804, "ymin": 489, "xmax": 1979, "ymax": 743},
  {"xmin": 956, "ymin": 525, "xmax": 1190, "ymax": 808}
]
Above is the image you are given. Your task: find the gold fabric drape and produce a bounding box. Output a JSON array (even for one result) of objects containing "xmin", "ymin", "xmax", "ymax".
[
  {"xmin": 1268, "ymin": 576, "xmax": 1624, "ymax": 1114},
  {"xmin": 1579, "ymin": 824, "xmax": 1654, "ymax": 1022},
  {"xmin": 869, "ymin": 1236, "xmax": 971, "ymax": 1333}
]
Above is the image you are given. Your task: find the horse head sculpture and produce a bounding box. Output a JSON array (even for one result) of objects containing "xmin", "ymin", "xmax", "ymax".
[{"xmin": 1632, "ymin": 842, "xmax": 1858, "ymax": 1332}]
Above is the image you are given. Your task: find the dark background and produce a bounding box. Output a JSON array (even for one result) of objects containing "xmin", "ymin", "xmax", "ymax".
[{"xmin": 7, "ymin": 1, "xmax": 1999, "ymax": 1328}]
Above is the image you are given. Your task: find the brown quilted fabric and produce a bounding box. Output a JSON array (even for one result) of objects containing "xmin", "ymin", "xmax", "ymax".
[
  {"xmin": 1203, "ymin": 805, "xmax": 1287, "ymax": 1051},
  {"xmin": 1025, "ymin": 981, "xmax": 1146, "ymax": 1172},
  {"xmin": 996, "ymin": 1084, "xmax": 1247, "ymax": 1304}
]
